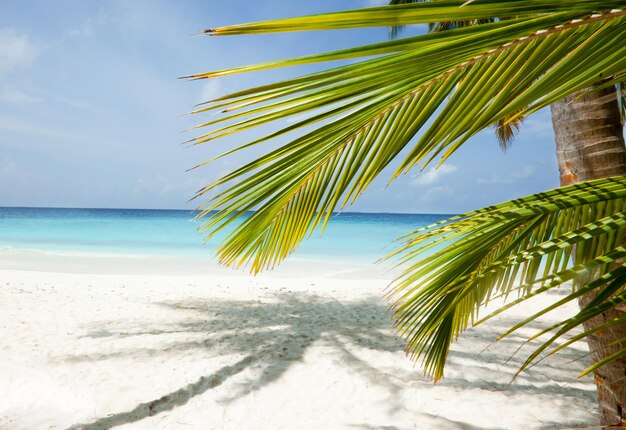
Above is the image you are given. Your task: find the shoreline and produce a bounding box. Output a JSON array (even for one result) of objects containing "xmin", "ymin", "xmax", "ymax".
[{"xmin": 0, "ymin": 248, "xmax": 393, "ymax": 279}]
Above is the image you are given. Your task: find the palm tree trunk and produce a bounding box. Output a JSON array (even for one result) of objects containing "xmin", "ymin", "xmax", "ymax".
[{"xmin": 551, "ymin": 85, "xmax": 626, "ymax": 426}]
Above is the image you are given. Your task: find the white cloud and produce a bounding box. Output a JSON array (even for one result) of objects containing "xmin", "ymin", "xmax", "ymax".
[
  {"xmin": 133, "ymin": 174, "xmax": 206, "ymax": 197},
  {"xmin": 67, "ymin": 7, "xmax": 109, "ymax": 38},
  {"xmin": 0, "ymin": 86, "xmax": 41, "ymax": 104},
  {"xmin": 0, "ymin": 154, "xmax": 30, "ymax": 185},
  {"xmin": 411, "ymin": 164, "xmax": 458, "ymax": 187},
  {"xmin": 477, "ymin": 164, "xmax": 538, "ymax": 185},
  {"xmin": 416, "ymin": 185, "xmax": 455, "ymax": 204},
  {"xmin": 67, "ymin": 24, "xmax": 94, "ymax": 38},
  {"xmin": 0, "ymin": 155, "xmax": 17, "ymax": 178},
  {"xmin": 66, "ymin": 2, "xmax": 185, "ymax": 43},
  {"xmin": 198, "ymin": 80, "xmax": 222, "ymax": 104},
  {"xmin": 0, "ymin": 28, "xmax": 40, "ymax": 105},
  {"xmin": 0, "ymin": 115, "xmax": 105, "ymax": 147},
  {"xmin": 524, "ymin": 115, "xmax": 554, "ymax": 138},
  {"xmin": 0, "ymin": 28, "xmax": 36, "ymax": 78},
  {"xmin": 50, "ymin": 94, "xmax": 92, "ymax": 110},
  {"xmin": 134, "ymin": 174, "xmax": 177, "ymax": 195}
]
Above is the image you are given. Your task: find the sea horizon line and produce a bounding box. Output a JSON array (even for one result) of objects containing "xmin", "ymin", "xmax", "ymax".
[{"xmin": 0, "ymin": 205, "xmax": 457, "ymax": 217}]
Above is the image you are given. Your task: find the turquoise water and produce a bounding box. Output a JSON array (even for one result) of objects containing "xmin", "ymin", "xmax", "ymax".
[{"xmin": 0, "ymin": 207, "xmax": 450, "ymax": 263}]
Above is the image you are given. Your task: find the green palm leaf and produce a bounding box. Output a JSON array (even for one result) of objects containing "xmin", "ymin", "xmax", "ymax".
[
  {"xmin": 188, "ymin": 3, "xmax": 626, "ymax": 273},
  {"xmin": 202, "ymin": 1, "xmax": 626, "ymax": 35},
  {"xmin": 185, "ymin": 1, "xmax": 626, "ymax": 381},
  {"xmin": 387, "ymin": 177, "xmax": 626, "ymax": 379}
]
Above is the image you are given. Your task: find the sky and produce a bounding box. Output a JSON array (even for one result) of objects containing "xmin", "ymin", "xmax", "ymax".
[{"xmin": 0, "ymin": 0, "xmax": 561, "ymax": 214}]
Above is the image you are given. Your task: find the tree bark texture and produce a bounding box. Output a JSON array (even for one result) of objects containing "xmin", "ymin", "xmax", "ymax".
[{"xmin": 551, "ymin": 86, "xmax": 626, "ymax": 427}]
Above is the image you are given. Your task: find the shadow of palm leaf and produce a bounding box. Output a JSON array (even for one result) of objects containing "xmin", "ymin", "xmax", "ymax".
[
  {"xmin": 67, "ymin": 292, "xmax": 408, "ymax": 429},
  {"xmin": 65, "ymin": 290, "xmax": 597, "ymax": 429}
]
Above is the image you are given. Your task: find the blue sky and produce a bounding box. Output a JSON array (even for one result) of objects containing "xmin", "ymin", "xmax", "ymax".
[{"xmin": 0, "ymin": 0, "xmax": 560, "ymax": 214}]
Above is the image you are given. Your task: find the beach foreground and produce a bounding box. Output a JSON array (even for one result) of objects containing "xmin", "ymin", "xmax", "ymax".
[{"xmin": 0, "ymin": 258, "xmax": 598, "ymax": 429}]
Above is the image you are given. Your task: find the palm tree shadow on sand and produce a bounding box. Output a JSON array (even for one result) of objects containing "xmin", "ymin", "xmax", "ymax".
[
  {"xmin": 66, "ymin": 292, "xmax": 409, "ymax": 429},
  {"xmin": 65, "ymin": 290, "xmax": 597, "ymax": 430}
]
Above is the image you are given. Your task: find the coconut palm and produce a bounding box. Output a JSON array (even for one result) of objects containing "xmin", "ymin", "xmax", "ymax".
[
  {"xmin": 184, "ymin": 1, "xmax": 626, "ymax": 425},
  {"xmin": 387, "ymin": 2, "xmax": 626, "ymax": 422}
]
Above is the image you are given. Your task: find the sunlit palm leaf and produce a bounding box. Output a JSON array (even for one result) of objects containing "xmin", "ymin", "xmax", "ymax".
[
  {"xmin": 188, "ymin": 3, "xmax": 626, "ymax": 273},
  {"xmin": 387, "ymin": 177, "xmax": 626, "ymax": 379},
  {"xmin": 387, "ymin": 0, "xmax": 518, "ymax": 148},
  {"xmin": 202, "ymin": 1, "xmax": 626, "ymax": 35}
]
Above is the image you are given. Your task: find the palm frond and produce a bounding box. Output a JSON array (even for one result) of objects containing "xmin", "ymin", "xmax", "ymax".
[
  {"xmin": 387, "ymin": 0, "xmax": 517, "ymax": 149},
  {"xmin": 188, "ymin": 4, "xmax": 626, "ymax": 273},
  {"xmin": 203, "ymin": 1, "xmax": 626, "ymax": 35},
  {"xmin": 494, "ymin": 110, "xmax": 526, "ymax": 150},
  {"xmin": 387, "ymin": 176, "xmax": 626, "ymax": 379}
]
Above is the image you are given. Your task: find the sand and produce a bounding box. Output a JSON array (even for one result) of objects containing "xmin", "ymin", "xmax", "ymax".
[{"xmin": 0, "ymin": 252, "xmax": 599, "ymax": 429}]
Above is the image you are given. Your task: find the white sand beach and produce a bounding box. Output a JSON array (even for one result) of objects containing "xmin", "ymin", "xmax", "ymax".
[{"xmin": 0, "ymin": 252, "xmax": 598, "ymax": 429}]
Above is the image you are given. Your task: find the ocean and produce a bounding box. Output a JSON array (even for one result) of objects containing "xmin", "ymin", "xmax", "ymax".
[{"xmin": 0, "ymin": 207, "xmax": 450, "ymax": 264}]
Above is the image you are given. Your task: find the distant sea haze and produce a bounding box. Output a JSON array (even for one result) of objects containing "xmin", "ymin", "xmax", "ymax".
[{"xmin": 0, "ymin": 207, "xmax": 451, "ymax": 263}]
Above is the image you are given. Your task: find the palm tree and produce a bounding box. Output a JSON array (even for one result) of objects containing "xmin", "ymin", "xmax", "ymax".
[
  {"xmin": 184, "ymin": 1, "xmax": 626, "ymax": 425},
  {"xmin": 550, "ymin": 87, "xmax": 626, "ymax": 424},
  {"xmin": 388, "ymin": 1, "xmax": 626, "ymax": 422}
]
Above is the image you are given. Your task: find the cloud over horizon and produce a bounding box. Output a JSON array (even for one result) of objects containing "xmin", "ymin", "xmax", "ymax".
[{"xmin": 411, "ymin": 164, "xmax": 459, "ymax": 187}]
